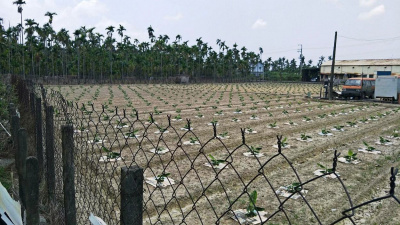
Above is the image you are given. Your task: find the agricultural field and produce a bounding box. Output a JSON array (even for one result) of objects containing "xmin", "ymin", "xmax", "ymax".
[{"xmin": 47, "ymin": 82, "xmax": 400, "ymax": 224}]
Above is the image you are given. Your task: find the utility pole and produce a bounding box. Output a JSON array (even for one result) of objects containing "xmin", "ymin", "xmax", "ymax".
[
  {"xmin": 297, "ymin": 44, "xmax": 303, "ymax": 76},
  {"xmin": 329, "ymin": 31, "xmax": 337, "ymax": 100}
]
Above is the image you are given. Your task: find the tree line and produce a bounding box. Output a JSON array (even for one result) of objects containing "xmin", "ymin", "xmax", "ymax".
[{"xmin": 0, "ymin": 1, "xmax": 327, "ymax": 82}]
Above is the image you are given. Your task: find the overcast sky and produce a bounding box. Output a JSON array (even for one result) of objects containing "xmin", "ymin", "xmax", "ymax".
[{"xmin": 1, "ymin": 0, "xmax": 399, "ymax": 65}]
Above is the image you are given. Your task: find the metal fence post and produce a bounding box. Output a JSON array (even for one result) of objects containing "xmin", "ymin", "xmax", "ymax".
[
  {"xmin": 35, "ymin": 97, "xmax": 43, "ymax": 177},
  {"xmin": 25, "ymin": 156, "xmax": 39, "ymax": 225},
  {"xmin": 121, "ymin": 166, "xmax": 143, "ymax": 225},
  {"xmin": 17, "ymin": 128, "xmax": 28, "ymax": 211},
  {"xmin": 45, "ymin": 105, "xmax": 55, "ymax": 202},
  {"xmin": 61, "ymin": 125, "xmax": 76, "ymax": 225}
]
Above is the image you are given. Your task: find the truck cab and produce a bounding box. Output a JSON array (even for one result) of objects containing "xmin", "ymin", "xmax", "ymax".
[{"xmin": 341, "ymin": 78, "xmax": 375, "ymax": 99}]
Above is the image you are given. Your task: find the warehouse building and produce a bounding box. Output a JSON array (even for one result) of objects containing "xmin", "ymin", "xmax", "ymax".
[{"xmin": 320, "ymin": 59, "xmax": 400, "ymax": 80}]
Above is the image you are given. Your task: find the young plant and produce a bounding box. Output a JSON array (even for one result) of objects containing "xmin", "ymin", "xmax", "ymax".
[
  {"xmin": 117, "ymin": 120, "xmax": 127, "ymax": 127},
  {"xmin": 102, "ymin": 146, "xmax": 120, "ymax": 159},
  {"xmin": 155, "ymin": 172, "xmax": 171, "ymax": 184},
  {"xmin": 321, "ymin": 128, "xmax": 331, "ymax": 135},
  {"xmin": 246, "ymin": 127, "xmax": 254, "ymax": 133},
  {"xmin": 248, "ymin": 146, "xmax": 262, "ymax": 155},
  {"xmin": 333, "ymin": 125, "xmax": 344, "ymax": 130},
  {"xmin": 210, "ymin": 118, "xmax": 218, "ymax": 125},
  {"xmin": 286, "ymin": 183, "xmax": 302, "ymax": 193},
  {"xmin": 189, "ymin": 137, "xmax": 198, "ymax": 144},
  {"xmin": 232, "ymin": 118, "xmax": 239, "ymax": 122},
  {"xmin": 155, "ymin": 147, "xmax": 166, "ymax": 153},
  {"xmin": 301, "ymin": 133, "xmax": 311, "ymax": 140},
  {"xmin": 175, "ymin": 114, "xmax": 182, "ymax": 120},
  {"xmin": 235, "ymin": 108, "xmax": 242, "ymax": 113},
  {"xmin": 208, "ymin": 154, "xmax": 225, "ymax": 166},
  {"xmin": 363, "ymin": 141, "xmax": 375, "ymax": 151},
  {"xmin": 219, "ymin": 132, "xmax": 229, "ymax": 138},
  {"xmin": 93, "ymin": 134, "xmax": 101, "ymax": 143},
  {"xmin": 346, "ymin": 121, "xmax": 356, "ymax": 127},
  {"xmin": 245, "ymin": 190, "xmax": 265, "ymax": 218},
  {"xmin": 281, "ymin": 137, "xmax": 289, "ymax": 147},
  {"xmin": 269, "ymin": 121, "xmax": 277, "ymax": 128},
  {"xmin": 125, "ymin": 130, "xmax": 139, "ymax": 138},
  {"xmin": 303, "ymin": 116, "xmax": 311, "ymax": 122},
  {"xmin": 197, "ymin": 113, "xmax": 203, "ymax": 118},
  {"xmin": 317, "ymin": 163, "xmax": 333, "ymax": 174},
  {"xmin": 344, "ymin": 149, "xmax": 358, "ymax": 162},
  {"xmin": 379, "ymin": 136, "xmax": 390, "ymax": 144}
]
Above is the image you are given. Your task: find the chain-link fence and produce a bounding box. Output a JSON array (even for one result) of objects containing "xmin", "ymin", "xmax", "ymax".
[{"xmin": 10, "ymin": 75, "xmax": 400, "ymax": 224}]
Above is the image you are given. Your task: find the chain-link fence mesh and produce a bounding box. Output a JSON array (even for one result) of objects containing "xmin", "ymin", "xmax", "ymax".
[{"xmin": 9, "ymin": 75, "xmax": 400, "ymax": 224}]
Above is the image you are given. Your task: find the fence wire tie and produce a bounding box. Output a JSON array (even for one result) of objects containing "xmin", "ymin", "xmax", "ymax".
[
  {"xmin": 389, "ymin": 167, "xmax": 398, "ymax": 197},
  {"xmin": 123, "ymin": 109, "xmax": 126, "ymax": 118},
  {"xmin": 186, "ymin": 119, "xmax": 191, "ymax": 130},
  {"xmin": 135, "ymin": 110, "xmax": 139, "ymax": 120},
  {"xmin": 240, "ymin": 128, "xmax": 245, "ymax": 144},
  {"xmin": 332, "ymin": 150, "xmax": 340, "ymax": 173},
  {"xmin": 115, "ymin": 106, "xmax": 118, "ymax": 115},
  {"xmin": 149, "ymin": 113, "xmax": 154, "ymax": 123},
  {"xmin": 167, "ymin": 115, "xmax": 171, "ymax": 127},
  {"xmin": 212, "ymin": 122, "xmax": 217, "ymax": 138},
  {"xmin": 277, "ymin": 135, "xmax": 282, "ymax": 154}
]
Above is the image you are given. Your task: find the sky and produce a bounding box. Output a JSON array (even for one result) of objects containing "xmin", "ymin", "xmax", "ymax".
[{"xmin": 1, "ymin": 0, "xmax": 399, "ymax": 65}]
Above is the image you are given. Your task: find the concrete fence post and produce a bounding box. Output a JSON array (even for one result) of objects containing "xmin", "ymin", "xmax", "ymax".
[
  {"xmin": 11, "ymin": 114, "xmax": 20, "ymax": 149},
  {"xmin": 45, "ymin": 106, "xmax": 55, "ymax": 202},
  {"xmin": 25, "ymin": 156, "xmax": 39, "ymax": 225},
  {"xmin": 30, "ymin": 92, "xmax": 35, "ymax": 116},
  {"xmin": 35, "ymin": 97, "xmax": 43, "ymax": 177},
  {"xmin": 17, "ymin": 128, "xmax": 28, "ymax": 211},
  {"xmin": 121, "ymin": 166, "xmax": 143, "ymax": 225},
  {"xmin": 61, "ymin": 125, "xmax": 77, "ymax": 225}
]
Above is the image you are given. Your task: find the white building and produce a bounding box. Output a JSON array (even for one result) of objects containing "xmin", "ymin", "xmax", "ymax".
[
  {"xmin": 251, "ymin": 62, "xmax": 264, "ymax": 76},
  {"xmin": 320, "ymin": 59, "xmax": 400, "ymax": 79}
]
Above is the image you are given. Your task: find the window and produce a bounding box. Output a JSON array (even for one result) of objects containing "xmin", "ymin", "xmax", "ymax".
[{"xmin": 345, "ymin": 79, "xmax": 361, "ymax": 86}]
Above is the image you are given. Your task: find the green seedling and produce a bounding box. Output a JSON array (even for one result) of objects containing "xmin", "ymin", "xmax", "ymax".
[
  {"xmin": 379, "ymin": 136, "xmax": 390, "ymax": 144},
  {"xmin": 321, "ymin": 128, "xmax": 331, "ymax": 135},
  {"xmin": 155, "ymin": 172, "xmax": 170, "ymax": 184},
  {"xmin": 269, "ymin": 121, "xmax": 277, "ymax": 128},
  {"xmin": 219, "ymin": 132, "xmax": 229, "ymax": 138},
  {"xmin": 102, "ymin": 146, "xmax": 120, "ymax": 159},
  {"xmin": 248, "ymin": 146, "xmax": 262, "ymax": 155},
  {"xmin": 346, "ymin": 121, "xmax": 356, "ymax": 127},
  {"xmin": 189, "ymin": 137, "xmax": 198, "ymax": 144},
  {"xmin": 175, "ymin": 114, "xmax": 182, "ymax": 120},
  {"xmin": 363, "ymin": 141, "xmax": 375, "ymax": 151},
  {"xmin": 245, "ymin": 190, "xmax": 265, "ymax": 218},
  {"xmin": 303, "ymin": 116, "xmax": 311, "ymax": 121},
  {"xmin": 125, "ymin": 130, "xmax": 139, "ymax": 138},
  {"xmin": 208, "ymin": 154, "xmax": 225, "ymax": 166},
  {"xmin": 317, "ymin": 163, "xmax": 333, "ymax": 174},
  {"xmin": 210, "ymin": 118, "xmax": 218, "ymax": 125},
  {"xmin": 333, "ymin": 125, "xmax": 344, "ymax": 130},
  {"xmin": 344, "ymin": 149, "xmax": 357, "ymax": 162},
  {"xmin": 103, "ymin": 115, "xmax": 110, "ymax": 121},
  {"xmin": 155, "ymin": 147, "xmax": 165, "ymax": 153},
  {"xmin": 301, "ymin": 133, "xmax": 311, "ymax": 140},
  {"xmin": 281, "ymin": 137, "xmax": 288, "ymax": 147},
  {"xmin": 286, "ymin": 183, "xmax": 302, "ymax": 193}
]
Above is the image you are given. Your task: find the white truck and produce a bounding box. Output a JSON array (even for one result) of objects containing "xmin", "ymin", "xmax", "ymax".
[{"xmin": 374, "ymin": 76, "xmax": 400, "ymax": 101}]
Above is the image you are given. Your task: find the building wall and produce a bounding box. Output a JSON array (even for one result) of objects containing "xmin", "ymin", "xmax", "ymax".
[{"xmin": 321, "ymin": 65, "xmax": 400, "ymax": 77}]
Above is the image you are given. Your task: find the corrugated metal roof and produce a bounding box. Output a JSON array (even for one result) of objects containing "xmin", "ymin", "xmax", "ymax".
[{"xmin": 321, "ymin": 59, "xmax": 400, "ymax": 66}]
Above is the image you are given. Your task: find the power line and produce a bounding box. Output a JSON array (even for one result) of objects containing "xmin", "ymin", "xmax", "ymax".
[{"xmin": 338, "ymin": 35, "xmax": 400, "ymax": 42}]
